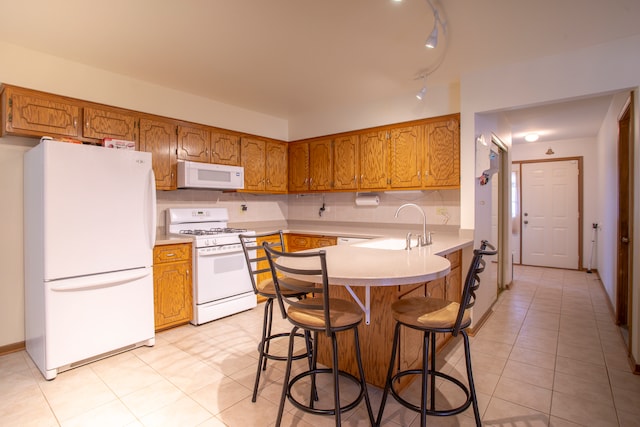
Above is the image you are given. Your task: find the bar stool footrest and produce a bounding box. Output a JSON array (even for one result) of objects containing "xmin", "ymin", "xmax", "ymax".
[
  {"xmin": 287, "ymin": 368, "xmax": 366, "ymax": 416},
  {"xmin": 260, "ymin": 332, "xmax": 311, "ymax": 363},
  {"xmin": 389, "ymin": 369, "xmax": 472, "ymax": 416}
]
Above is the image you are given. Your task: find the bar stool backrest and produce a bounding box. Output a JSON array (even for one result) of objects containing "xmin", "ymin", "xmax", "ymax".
[
  {"xmin": 454, "ymin": 240, "xmax": 497, "ymax": 336},
  {"xmin": 239, "ymin": 230, "xmax": 286, "ymax": 295},
  {"xmin": 264, "ymin": 244, "xmax": 332, "ymax": 336}
]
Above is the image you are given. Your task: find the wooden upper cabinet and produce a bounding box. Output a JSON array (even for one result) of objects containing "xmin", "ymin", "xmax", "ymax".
[
  {"xmin": 211, "ymin": 131, "xmax": 240, "ymax": 165},
  {"xmin": 139, "ymin": 118, "xmax": 178, "ymax": 190},
  {"xmin": 83, "ymin": 106, "xmax": 137, "ymax": 143},
  {"xmin": 266, "ymin": 141, "xmax": 287, "ymax": 192},
  {"xmin": 288, "ymin": 141, "xmax": 309, "ymax": 192},
  {"xmin": 3, "ymin": 86, "xmax": 80, "ymax": 138},
  {"xmin": 390, "ymin": 125, "xmax": 422, "ymax": 189},
  {"xmin": 359, "ymin": 131, "xmax": 389, "ymax": 190},
  {"xmin": 333, "ymin": 135, "xmax": 358, "ymax": 191},
  {"xmin": 423, "ymin": 117, "xmax": 460, "ymax": 188},
  {"xmin": 309, "ymin": 139, "xmax": 332, "ymax": 191},
  {"xmin": 177, "ymin": 125, "xmax": 210, "ymax": 163},
  {"xmin": 241, "ymin": 137, "xmax": 266, "ymax": 191}
]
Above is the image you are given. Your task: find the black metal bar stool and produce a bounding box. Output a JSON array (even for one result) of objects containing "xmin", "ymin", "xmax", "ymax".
[
  {"xmin": 376, "ymin": 240, "xmax": 497, "ymax": 427},
  {"xmin": 264, "ymin": 244, "xmax": 375, "ymax": 427},
  {"xmin": 239, "ymin": 231, "xmax": 316, "ymax": 402}
]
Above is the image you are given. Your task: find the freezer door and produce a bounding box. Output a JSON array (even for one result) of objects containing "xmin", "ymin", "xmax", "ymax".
[
  {"xmin": 43, "ymin": 268, "xmax": 154, "ymax": 376},
  {"xmin": 38, "ymin": 142, "xmax": 156, "ymax": 279}
]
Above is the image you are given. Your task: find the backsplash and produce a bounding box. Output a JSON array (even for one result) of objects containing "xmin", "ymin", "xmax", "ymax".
[{"xmin": 156, "ymin": 189, "xmax": 460, "ymax": 235}]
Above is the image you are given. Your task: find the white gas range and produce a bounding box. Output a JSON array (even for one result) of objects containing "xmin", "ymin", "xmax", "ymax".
[{"xmin": 166, "ymin": 208, "xmax": 257, "ymax": 325}]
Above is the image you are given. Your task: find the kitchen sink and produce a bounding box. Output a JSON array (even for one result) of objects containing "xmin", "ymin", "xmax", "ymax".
[{"xmin": 353, "ymin": 238, "xmax": 417, "ymax": 250}]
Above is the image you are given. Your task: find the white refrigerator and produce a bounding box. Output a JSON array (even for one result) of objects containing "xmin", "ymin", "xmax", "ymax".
[{"xmin": 24, "ymin": 140, "xmax": 157, "ymax": 380}]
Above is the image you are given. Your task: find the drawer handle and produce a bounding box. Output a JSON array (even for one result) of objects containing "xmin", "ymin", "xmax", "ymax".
[{"xmin": 165, "ymin": 253, "xmax": 175, "ymax": 257}]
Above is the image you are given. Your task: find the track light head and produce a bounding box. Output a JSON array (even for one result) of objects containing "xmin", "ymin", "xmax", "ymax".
[
  {"xmin": 425, "ymin": 24, "xmax": 438, "ymax": 49},
  {"xmin": 416, "ymin": 86, "xmax": 427, "ymax": 100}
]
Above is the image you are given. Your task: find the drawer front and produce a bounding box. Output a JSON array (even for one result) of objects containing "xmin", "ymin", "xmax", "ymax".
[{"xmin": 153, "ymin": 243, "xmax": 191, "ymax": 264}]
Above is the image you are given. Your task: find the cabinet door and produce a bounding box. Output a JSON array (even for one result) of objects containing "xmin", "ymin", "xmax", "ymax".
[
  {"xmin": 83, "ymin": 106, "xmax": 137, "ymax": 142},
  {"xmin": 241, "ymin": 137, "xmax": 266, "ymax": 191},
  {"xmin": 445, "ymin": 251, "xmax": 462, "ymax": 303},
  {"xmin": 139, "ymin": 118, "xmax": 177, "ymax": 190},
  {"xmin": 423, "ymin": 117, "xmax": 460, "ymax": 188},
  {"xmin": 4, "ymin": 87, "xmax": 80, "ymax": 138},
  {"xmin": 333, "ymin": 135, "xmax": 359, "ymax": 190},
  {"xmin": 359, "ymin": 131, "xmax": 389, "ymax": 190},
  {"xmin": 211, "ymin": 131, "xmax": 240, "ymax": 165},
  {"xmin": 266, "ymin": 141, "xmax": 287, "ymax": 192},
  {"xmin": 390, "ymin": 126, "xmax": 422, "ymax": 189},
  {"xmin": 177, "ymin": 125, "xmax": 210, "ymax": 163},
  {"xmin": 427, "ymin": 277, "xmax": 447, "ymax": 349},
  {"xmin": 288, "ymin": 141, "xmax": 309, "ymax": 192},
  {"xmin": 398, "ymin": 283, "xmax": 427, "ymax": 373},
  {"xmin": 309, "ymin": 139, "xmax": 333, "ymax": 191},
  {"xmin": 153, "ymin": 261, "xmax": 192, "ymax": 331}
]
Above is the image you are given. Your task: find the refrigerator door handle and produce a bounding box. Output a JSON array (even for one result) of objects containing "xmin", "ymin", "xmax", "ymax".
[
  {"xmin": 147, "ymin": 168, "xmax": 157, "ymax": 248},
  {"xmin": 49, "ymin": 269, "xmax": 151, "ymax": 292}
]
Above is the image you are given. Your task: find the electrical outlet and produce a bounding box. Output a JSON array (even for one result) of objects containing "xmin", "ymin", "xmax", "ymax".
[{"xmin": 437, "ymin": 207, "xmax": 448, "ymax": 216}]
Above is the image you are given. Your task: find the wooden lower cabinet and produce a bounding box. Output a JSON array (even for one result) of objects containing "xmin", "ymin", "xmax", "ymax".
[
  {"xmin": 153, "ymin": 243, "xmax": 193, "ymax": 331},
  {"xmin": 315, "ymin": 249, "xmax": 462, "ymax": 389},
  {"xmin": 286, "ymin": 233, "xmax": 337, "ymax": 251}
]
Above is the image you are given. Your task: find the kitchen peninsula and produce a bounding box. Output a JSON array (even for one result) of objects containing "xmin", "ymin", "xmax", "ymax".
[{"xmin": 274, "ymin": 230, "xmax": 473, "ymax": 388}]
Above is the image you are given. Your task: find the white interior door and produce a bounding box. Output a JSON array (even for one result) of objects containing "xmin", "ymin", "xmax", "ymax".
[
  {"xmin": 511, "ymin": 165, "xmax": 521, "ymax": 264},
  {"xmin": 521, "ymin": 160, "xmax": 579, "ymax": 269}
]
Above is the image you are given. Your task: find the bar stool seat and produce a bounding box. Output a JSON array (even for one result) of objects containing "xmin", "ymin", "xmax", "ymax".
[{"xmin": 377, "ymin": 240, "xmax": 497, "ymax": 427}]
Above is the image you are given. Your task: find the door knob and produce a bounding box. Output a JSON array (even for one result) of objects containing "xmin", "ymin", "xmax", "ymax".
[{"xmin": 622, "ymin": 237, "xmax": 630, "ymax": 244}]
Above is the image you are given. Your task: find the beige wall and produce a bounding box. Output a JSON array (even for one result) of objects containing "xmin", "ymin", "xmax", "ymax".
[{"xmin": 0, "ymin": 137, "xmax": 33, "ymax": 345}]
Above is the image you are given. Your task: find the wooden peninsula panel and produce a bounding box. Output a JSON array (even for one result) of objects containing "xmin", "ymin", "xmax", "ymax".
[{"xmin": 315, "ymin": 250, "xmax": 462, "ymax": 389}]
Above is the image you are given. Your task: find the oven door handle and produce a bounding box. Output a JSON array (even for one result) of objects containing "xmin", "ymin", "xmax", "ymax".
[{"xmin": 197, "ymin": 248, "xmax": 243, "ymax": 256}]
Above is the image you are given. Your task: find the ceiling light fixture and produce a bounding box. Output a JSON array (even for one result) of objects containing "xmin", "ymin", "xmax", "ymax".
[
  {"xmin": 413, "ymin": 0, "xmax": 448, "ymax": 101},
  {"xmin": 524, "ymin": 133, "xmax": 540, "ymax": 142}
]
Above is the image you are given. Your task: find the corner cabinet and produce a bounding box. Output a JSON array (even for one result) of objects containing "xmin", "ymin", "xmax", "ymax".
[
  {"xmin": 287, "ymin": 233, "xmax": 337, "ymax": 251},
  {"xmin": 153, "ymin": 243, "xmax": 193, "ymax": 331},
  {"xmin": 241, "ymin": 137, "xmax": 288, "ymax": 193}
]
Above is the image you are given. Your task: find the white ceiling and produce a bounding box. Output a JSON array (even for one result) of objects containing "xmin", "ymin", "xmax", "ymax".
[{"xmin": 1, "ymin": 0, "xmax": 639, "ymax": 141}]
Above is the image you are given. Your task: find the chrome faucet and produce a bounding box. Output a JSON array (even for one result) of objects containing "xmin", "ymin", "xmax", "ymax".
[{"xmin": 395, "ymin": 203, "xmax": 432, "ymax": 247}]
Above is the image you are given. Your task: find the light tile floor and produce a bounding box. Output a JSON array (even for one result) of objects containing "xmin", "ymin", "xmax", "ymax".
[{"xmin": 1, "ymin": 265, "xmax": 640, "ymax": 426}]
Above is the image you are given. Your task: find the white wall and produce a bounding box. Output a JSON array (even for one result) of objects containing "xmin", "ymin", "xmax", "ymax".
[
  {"xmin": 512, "ymin": 136, "xmax": 599, "ymax": 269},
  {"xmin": 595, "ymin": 93, "xmax": 635, "ymax": 310}
]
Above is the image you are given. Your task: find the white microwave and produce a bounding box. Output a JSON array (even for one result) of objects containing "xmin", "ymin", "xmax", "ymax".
[{"xmin": 177, "ymin": 160, "xmax": 244, "ymax": 190}]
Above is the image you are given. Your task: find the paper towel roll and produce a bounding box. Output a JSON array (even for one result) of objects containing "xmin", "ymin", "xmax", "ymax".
[{"xmin": 355, "ymin": 195, "xmax": 380, "ymax": 206}]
